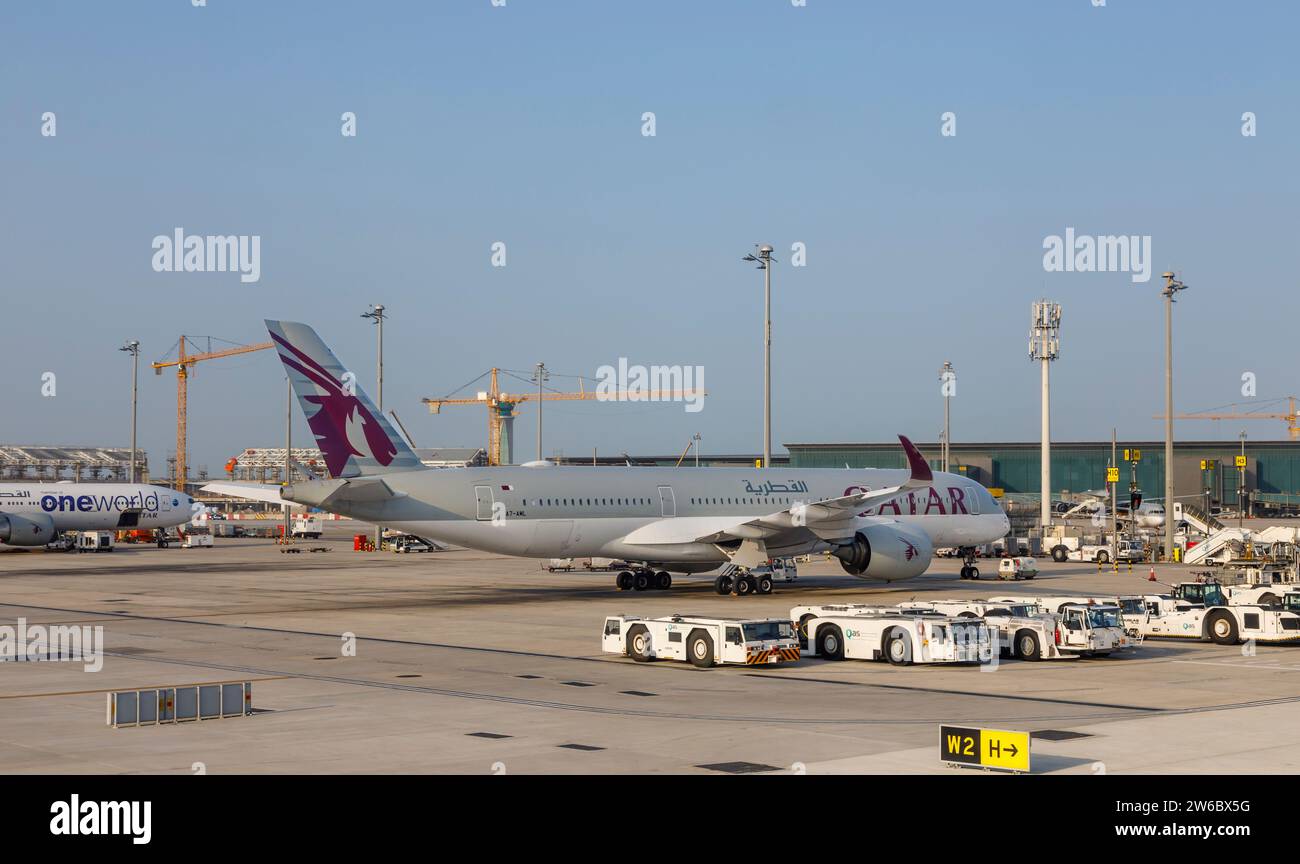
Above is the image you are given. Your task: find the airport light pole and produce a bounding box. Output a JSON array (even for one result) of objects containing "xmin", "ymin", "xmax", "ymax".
[
  {"xmin": 1111, "ymin": 429, "xmax": 1119, "ymax": 564},
  {"xmin": 285, "ymin": 377, "xmax": 292, "ymax": 542},
  {"xmin": 1239, "ymin": 430, "xmax": 1247, "ymax": 528},
  {"xmin": 119, "ymin": 340, "xmax": 140, "ymax": 483},
  {"xmin": 693, "ymin": 432, "xmax": 702, "ymax": 468},
  {"xmin": 1161, "ymin": 273, "xmax": 1187, "ymax": 560},
  {"xmin": 742, "ymin": 245, "xmax": 775, "ymax": 468},
  {"xmin": 1029, "ymin": 301, "xmax": 1061, "ymax": 529},
  {"xmin": 362, "ymin": 304, "xmax": 386, "ymax": 549},
  {"xmin": 939, "ymin": 360, "xmax": 955, "ymax": 473},
  {"xmin": 532, "ymin": 362, "xmax": 549, "ymax": 461}
]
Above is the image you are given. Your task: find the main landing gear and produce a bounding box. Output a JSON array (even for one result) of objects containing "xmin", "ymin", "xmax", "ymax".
[
  {"xmin": 615, "ymin": 568, "xmax": 673, "ymax": 591},
  {"xmin": 957, "ymin": 546, "xmax": 981, "ymax": 581},
  {"xmin": 713, "ymin": 571, "xmax": 774, "ymax": 596}
]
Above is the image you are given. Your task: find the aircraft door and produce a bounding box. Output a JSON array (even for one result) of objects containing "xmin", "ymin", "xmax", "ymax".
[
  {"xmin": 657, "ymin": 486, "xmax": 675, "ymax": 518},
  {"xmin": 474, "ymin": 486, "xmax": 495, "ymax": 521}
]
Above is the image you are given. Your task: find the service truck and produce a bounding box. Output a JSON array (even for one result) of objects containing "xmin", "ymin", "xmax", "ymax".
[
  {"xmin": 803, "ymin": 610, "xmax": 993, "ymax": 666},
  {"xmin": 291, "ymin": 515, "xmax": 324, "ymax": 540},
  {"xmin": 180, "ymin": 525, "xmax": 214, "ymax": 548},
  {"xmin": 919, "ymin": 599, "xmax": 1132, "ymax": 658},
  {"xmin": 601, "ymin": 614, "xmax": 800, "ymax": 668},
  {"xmin": 1047, "ymin": 537, "xmax": 1146, "ymax": 564},
  {"xmin": 997, "ymin": 557, "xmax": 1038, "ymax": 580},
  {"xmin": 1115, "ymin": 593, "xmax": 1300, "ymax": 644},
  {"xmin": 76, "ymin": 531, "xmax": 114, "ymax": 553}
]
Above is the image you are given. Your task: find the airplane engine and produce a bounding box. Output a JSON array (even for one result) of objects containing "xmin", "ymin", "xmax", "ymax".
[
  {"xmin": 0, "ymin": 512, "xmax": 56, "ymax": 546},
  {"xmin": 832, "ymin": 522, "xmax": 933, "ymax": 581}
]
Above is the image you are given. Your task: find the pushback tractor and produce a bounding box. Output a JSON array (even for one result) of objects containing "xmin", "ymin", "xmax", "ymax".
[
  {"xmin": 799, "ymin": 609, "xmax": 993, "ymax": 666},
  {"xmin": 601, "ymin": 614, "xmax": 800, "ymax": 668},
  {"xmin": 907, "ymin": 599, "xmax": 1130, "ymax": 659}
]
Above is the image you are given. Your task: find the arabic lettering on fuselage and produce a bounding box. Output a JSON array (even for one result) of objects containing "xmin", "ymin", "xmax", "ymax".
[
  {"xmin": 741, "ymin": 480, "xmax": 809, "ymax": 495},
  {"xmin": 843, "ymin": 485, "xmax": 971, "ymax": 516},
  {"xmin": 0, "ymin": 490, "xmax": 32, "ymax": 499}
]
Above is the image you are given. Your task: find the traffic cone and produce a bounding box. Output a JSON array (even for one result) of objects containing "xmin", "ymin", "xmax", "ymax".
[{"xmin": 1148, "ymin": 566, "xmax": 1157, "ymax": 582}]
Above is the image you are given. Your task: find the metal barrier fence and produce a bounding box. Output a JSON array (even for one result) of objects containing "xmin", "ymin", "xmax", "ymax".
[{"xmin": 107, "ymin": 681, "xmax": 252, "ymax": 728}]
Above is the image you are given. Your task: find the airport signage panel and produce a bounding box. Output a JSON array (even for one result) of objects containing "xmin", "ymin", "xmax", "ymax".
[{"xmin": 941, "ymin": 725, "xmax": 1030, "ymax": 772}]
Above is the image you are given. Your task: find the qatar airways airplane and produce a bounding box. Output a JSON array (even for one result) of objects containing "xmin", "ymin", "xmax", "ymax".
[
  {"xmin": 0, "ymin": 483, "xmax": 196, "ymax": 548},
  {"xmin": 204, "ymin": 320, "xmax": 1011, "ymax": 595}
]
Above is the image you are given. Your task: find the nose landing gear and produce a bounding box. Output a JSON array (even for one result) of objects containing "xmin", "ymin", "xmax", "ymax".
[{"xmin": 957, "ymin": 546, "xmax": 981, "ymax": 580}]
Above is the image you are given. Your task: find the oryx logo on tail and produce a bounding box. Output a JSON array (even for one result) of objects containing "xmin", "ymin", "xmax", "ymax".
[{"xmin": 265, "ymin": 320, "xmax": 422, "ymax": 478}]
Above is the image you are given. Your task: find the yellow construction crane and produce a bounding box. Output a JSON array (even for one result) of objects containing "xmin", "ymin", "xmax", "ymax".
[
  {"xmin": 423, "ymin": 367, "xmax": 704, "ymax": 466},
  {"xmin": 1158, "ymin": 396, "xmax": 1299, "ymax": 441},
  {"xmin": 153, "ymin": 336, "xmax": 274, "ymax": 489}
]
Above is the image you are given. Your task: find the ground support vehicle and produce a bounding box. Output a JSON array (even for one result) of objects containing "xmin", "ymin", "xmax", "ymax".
[
  {"xmin": 1115, "ymin": 594, "xmax": 1300, "ymax": 645},
  {"xmin": 804, "ymin": 611, "xmax": 993, "ymax": 666},
  {"xmin": 601, "ymin": 614, "xmax": 800, "ymax": 668}
]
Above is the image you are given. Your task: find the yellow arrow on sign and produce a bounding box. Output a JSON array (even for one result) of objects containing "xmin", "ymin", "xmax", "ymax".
[
  {"xmin": 982, "ymin": 728, "xmax": 1031, "ymax": 772},
  {"xmin": 940, "ymin": 725, "xmax": 1030, "ymax": 773}
]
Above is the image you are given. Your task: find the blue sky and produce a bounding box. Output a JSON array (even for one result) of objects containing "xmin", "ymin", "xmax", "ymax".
[{"xmin": 2, "ymin": 0, "xmax": 1297, "ymax": 475}]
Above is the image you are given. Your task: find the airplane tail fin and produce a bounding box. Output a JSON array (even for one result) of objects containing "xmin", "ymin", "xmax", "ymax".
[{"xmin": 265, "ymin": 320, "xmax": 425, "ymax": 478}]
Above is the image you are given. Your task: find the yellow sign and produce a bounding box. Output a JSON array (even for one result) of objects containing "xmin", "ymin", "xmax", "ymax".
[
  {"xmin": 940, "ymin": 725, "xmax": 1030, "ymax": 773},
  {"xmin": 1235, "ymin": 455, "xmax": 1247, "ymax": 468},
  {"xmin": 1124, "ymin": 449, "xmax": 1141, "ymax": 462},
  {"xmin": 755, "ymin": 459, "xmax": 763, "ymax": 468},
  {"xmin": 1106, "ymin": 467, "xmax": 1119, "ymax": 483},
  {"xmin": 987, "ymin": 487, "xmax": 1004, "ymax": 498}
]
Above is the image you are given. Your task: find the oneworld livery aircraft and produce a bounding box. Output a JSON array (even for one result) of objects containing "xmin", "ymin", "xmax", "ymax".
[
  {"xmin": 204, "ymin": 321, "xmax": 1011, "ymax": 595},
  {"xmin": 0, "ymin": 484, "xmax": 196, "ymax": 548}
]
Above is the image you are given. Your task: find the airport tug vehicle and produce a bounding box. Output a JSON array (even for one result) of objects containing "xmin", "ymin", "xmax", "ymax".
[
  {"xmin": 987, "ymin": 596, "xmax": 1135, "ymax": 655},
  {"xmin": 1114, "ymin": 591, "xmax": 1300, "ymax": 645},
  {"xmin": 1175, "ymin": 575, "xmax": 1299, "ymax": 609},
  {"xmin": 601, "ymin": 614, "xmax": 800, "ymax": 668},
  {"xmin": 1002, "ymin": 590, "xmax": 1300, "ymax": 645},
  {"xmin": 795, "ymin": 608, "xmax": 993, "ymax": 666},
  {"xmin": 906, "ymin": 600, "xmax": 1130, "ymax": 659}
]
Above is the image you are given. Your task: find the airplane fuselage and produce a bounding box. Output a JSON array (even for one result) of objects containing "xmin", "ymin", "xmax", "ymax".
[
  {"xmin": 0, "ymin": 484, "xmax": 196, "ymax": 546},
  {"xmin": 282, "ymin": 465, "xmax": 1009, "ymax": 571}
]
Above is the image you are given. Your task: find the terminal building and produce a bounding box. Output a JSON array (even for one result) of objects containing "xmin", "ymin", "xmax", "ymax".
[
  {"xmin": 0, "ymin": 445, "xmax": 146, "ymax": 482},
  {"xmin": 785, "ymin": 439, "xmax": 1300, "ymax": 515}
]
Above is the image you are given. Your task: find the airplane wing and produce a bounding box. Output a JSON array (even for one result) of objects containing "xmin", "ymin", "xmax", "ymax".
[
  {"xmin": 201, "ymin": 477, "xmax": 402, "ymax": 509},
  {"xmin": 621, "ymin": 435, "xmax": 933, "ymax": 546},
  {"xmin": 201, "ymin": 481, "xmax": 285, "ymax": 505}
]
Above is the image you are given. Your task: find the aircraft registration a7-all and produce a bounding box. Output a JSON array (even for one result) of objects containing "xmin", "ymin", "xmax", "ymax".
[
  {"xmin": 204, "ymin": 321, "xmax": 1011, "ymax": 595},
  {"xmin": 0, "ymin": 484, "xmax": 196, "ymax": 548}
]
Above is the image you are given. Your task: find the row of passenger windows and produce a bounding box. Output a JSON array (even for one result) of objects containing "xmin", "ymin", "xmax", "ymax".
[
  {"xmin": 522, "ymin": 498, "xmax": 652, "ymax": 507},
  {"xmin": 513, "ymin": 497, "xmax": 789, "ymax": 508},
  {"xmin": 690, "ymin": 497, "xmax": 790, "ymax": 506}
]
